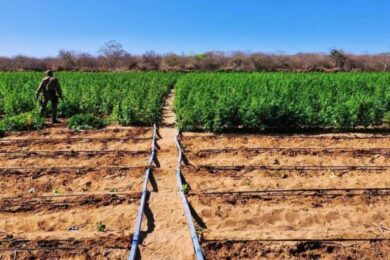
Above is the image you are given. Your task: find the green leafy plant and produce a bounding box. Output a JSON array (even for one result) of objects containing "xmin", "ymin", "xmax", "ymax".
[
  {"xmin": 175, "ymin": 72, "xmax": 390, "ymax": 131},
  {"xmin": 0, "ymin": 71, "xmax": 178, "ymax": 127},
  {"xmin": 181, "ymin": 184, "xmax": 190, "ymax": 194},
  {"xmin": 384, "ymin": 112, "xmax": 390, "ymax": 127},
  {"xmin": 52, "ymin": 187, "xmax": 60, "ymax": 194},
  {"xmin": 67, "ymin": 114, "xmax": 106, "ymax": 130},
  {"xmin": 0, "ymin": 111, "xmax": 44, "ymax": 132},
  {"xmin": 109, "ymin": 188, "xmax": 118, "ymax": 193},
  {"xmin": 97, "ymin": 221, "xmax": 106, "ymax": 232}
]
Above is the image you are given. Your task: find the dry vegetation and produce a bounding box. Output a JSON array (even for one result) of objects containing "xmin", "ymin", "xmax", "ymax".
[{"xmin": 1, "ymin": 41, "xmax": 389, "ymax": 72}]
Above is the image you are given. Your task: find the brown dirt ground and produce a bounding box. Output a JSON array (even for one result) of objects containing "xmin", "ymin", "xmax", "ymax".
[
  {"xmin": 181, "ymin": 133, "xmax": 390, "ymax": 259},
  {"xmin": 183, "ymin": 166, "xmax": 390, "ymax": 192},
  {"xmin": 138, "ymin": 91, "xmax": 195, "ymax": 259},
  {"xmin": 0, "ymin": 125, "xmax": 152, "ymax": 259},
  {"xmin": 0, "ymin": 137, "xmax": 150, "ymax": 152},
  {"xmin": 0, "ymin": 167, "xmax": 146, "ymax": 197},
  {"xmin": 186, "ymin": 148, "xmax": 389, "ymax": 167},
  {"xmin": 0, "ymin": 151, "xmax": 149, "ymax": 168},
  {"xmin": 189, "ymin": 191, "xmax": 390, "ymax": 240},
  {"xmin": 201, "ymin": 240, "xmax": 390, "ymax": 259},
  {"xmin": 182, "ymin": 134, "xmax": 390, "ymax": 149},
  {"xmin": 3, "ymin": 126, "xmax": 152, "ymax": 140}
]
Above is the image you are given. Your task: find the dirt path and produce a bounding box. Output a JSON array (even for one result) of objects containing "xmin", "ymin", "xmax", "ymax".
[{"xmin": 139, "ymin": 91, "xmax": 195, "ymax": 259}]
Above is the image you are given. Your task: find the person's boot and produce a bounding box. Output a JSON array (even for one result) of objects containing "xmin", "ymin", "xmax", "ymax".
[{"xmin": 52, "ymin": 116, "xmax": 60, "ymax": 124}]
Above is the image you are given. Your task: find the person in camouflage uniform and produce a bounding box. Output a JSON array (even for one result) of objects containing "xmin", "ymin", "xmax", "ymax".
[{"xmin": 36, "ymin": 70, "xmax": 64, "ymax": 123}]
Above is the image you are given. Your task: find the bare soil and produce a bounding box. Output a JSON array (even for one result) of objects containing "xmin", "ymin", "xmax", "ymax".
[
  {"xmin": 0, "ymin": 167, "xmax": 146, "ymax": 197},
  {"xmin": 189, "ymin": 191, "xmax": 390, "ymax": 240},
  {"xmin": 138, "ymin": 91, "xmax": 195, "ymax": 259},
  {"xmin": 202, "ymin": 240, "xmax": 390, "ymax": 259},
  {"xmin": 0, "ymin": 137, "xmax": 150, "ymax": 152},
  {"xmin": 181, "ymin": 133, "xmax": 390, "ymax": 259},
  {"xmin": 186, "ymin": 147, "xmax": 389, "ymax": 167},
  {"xmin": 0, "ymin": 150, "xmax": 148, "ymax": 168},
  {"xmin": 2, "ymin": 126, "xmax": 152, "ymax": 140},
  {"xmin": 0, "ymin": 235, "xmax": 131, "ymax": 259},
  {"xmin": 0, "ymin": 126, "xmax": 152, "ymax": 259},
  {"xmin": 183, "ymin": 166, "xmax": 390, "ymax": 192}
]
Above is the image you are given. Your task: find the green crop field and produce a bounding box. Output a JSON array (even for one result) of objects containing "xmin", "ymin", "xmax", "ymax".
[
  {"xmin": 0, "ymin": 72, "xmax": 177, "ymax": 130},
  {"xmin": 175, "ymin": 72, "xmax": 390, "ymax": 131},
  {"xmin": 1, "ymin": 71, "xmax": 390, "ymax": 132}
]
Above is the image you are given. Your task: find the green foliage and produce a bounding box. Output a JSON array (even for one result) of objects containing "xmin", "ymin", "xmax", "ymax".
[
  {"xmin": 384, "ymin": 112, "xmax": 390, "ymax": 127},
  {"xmin": 67, "ymin": 114, "xmax": 106, "ymax": 130},
  {"xmin": 181, "ymin": 184, "xmax": 190, "ymax": 194},
  {"xmin": 175, "ymin": 72, "xmax": 390, "ymax": 131},
  {"xmin": 97, "ymin": 221, "xmax": 106, "ymax": 232},
  {"xmin": 0, "ymin": 72, "xmax": 178, "ymax": 126},
  {"xmin": 0, "ymin": 111, "xmax": 44, "ymax": 132}
]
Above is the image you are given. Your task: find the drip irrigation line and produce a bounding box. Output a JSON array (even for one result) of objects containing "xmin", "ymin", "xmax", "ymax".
[
  {"xmin": 190, "ymin": 188, "xmax": 390, "ymax": 197},
  {"xmin": 128, "ymin": 124, "xmax": 157, "ymax": 260},
  {"xmin": 175, "ymin": 133, "xmax": 204, "ymax": 260},
  {"xmin": 0, "ymin": 166, "xmax": 148, "ymax": 171},
  {"xmin": 192, "ymin": 147, "xmax": 390, "ymax": 154},
  {"xmin": 193, "ymin": 165, "xmax": 390, "ymax": 171},
  {"xmin": 0, "ymin": 136, "xmax": 150, "ymax": 144},
  {"xmin": 0, "ymin": 246, "xmax": 129, "ymax": 252},
  {"xmin": 202, "ymin": 238, "xmax": 390, "ymax": 243},
  {"xmin": 0, "ymin": 192, "xmax": 141, "ymax": 200},
  {"xmin": 3, "ymin": 127, "xmax": 150, "ymax": 135},
  {"xmin": 0, "ymin": 150, "xmax": 150, "ymax": 156},
  {"xmin": 183, "ymin": 135, "xmax": 390, "ymax": 140}
]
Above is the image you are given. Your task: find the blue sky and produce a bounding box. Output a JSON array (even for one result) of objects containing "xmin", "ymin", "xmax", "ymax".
[{"xmin": 0, "ymin": 0, "xmax": 389, "ymax": 57}]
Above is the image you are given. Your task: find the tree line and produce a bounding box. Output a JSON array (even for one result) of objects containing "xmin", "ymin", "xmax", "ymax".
[{"xmin": 0, "ymin": 41, "xmax": 389, "ymax": 72}]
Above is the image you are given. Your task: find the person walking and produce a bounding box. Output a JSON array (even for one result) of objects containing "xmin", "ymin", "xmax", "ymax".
[{"xmin": 36, "ymin": 70, "xmax": 64, "ymax": 124}]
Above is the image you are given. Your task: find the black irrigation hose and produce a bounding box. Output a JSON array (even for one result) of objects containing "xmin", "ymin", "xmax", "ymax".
[
  {"xmin": 0, "ymin": 192, "xmax": 141, "ymax": 200},
  {"xmin": 0, "ymin": 150, "xmax": 150, "ymax": 157},
  {"xmin": 189, "ymin": 188, "xmax": 390, "ymax": 197},
  {"xmin": 0, "ymin": 166, "xmax": 148, "ymax": 170},
  {"xmin": 193, "ymin": 165, "xmax": 390, "ymax": 171},
  {"xmin": 0, "ymin": 166, "xmax": 149, "ymax": 176},
  {"xmin": 202, "ymin": 238, "xmax": 390, "ymax": 243},
  {"xmin": 0, "ymin": 247, "xmax": 129, "ymax": 251},
  {"xmin": 0, "ymin": 136, "xmax": 150, "ymax": 144},
  {"xmin": 3, "ymin": 127, "xmax": 150, "ymax": 135},
  {"xmin": 191, "ymin": 147, "xmax": 390, "ymax": 154},
  {"xmin": 183, "ymin": 135, "xmax": 390, "ymax": 140}
]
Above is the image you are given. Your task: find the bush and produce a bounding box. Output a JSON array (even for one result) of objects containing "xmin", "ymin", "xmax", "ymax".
[
  {"xmin": 384, "ymin": 112, "xmax": 390, "ymax": 127},
  {"xmin": 67, "ymin": 114, "xmax": 106, "ymax": 130},
  {"xmin": 0, "ymin": 111, "xmax": 44, "ymax": 132},
  {"xmin": 175, "ymin": 72, "xmax": 390, "ymax": 131},
  {"xmin": 0, "ymin": 72, "xmax": 178, "ymax": 126}
]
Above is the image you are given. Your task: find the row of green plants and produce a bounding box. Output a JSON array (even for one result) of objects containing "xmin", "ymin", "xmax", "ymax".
[
  {"xmin": 175, "ymin": 72, "xmax": 390, "ymax": 131},
  {"xmin": 0, "ymin": 72, "xmax": 178, "ymax": 131}
]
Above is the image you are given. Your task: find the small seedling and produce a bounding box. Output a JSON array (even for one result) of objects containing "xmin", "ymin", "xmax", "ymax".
[
  {"xmin": 181, "ymin": 184, "xmax": 190, "ymax": 194},
  {"xmin": 52, "ymin": 187, "xmax": 60, "ymax": 194},
  {"xmin": 195, "ymin": 226, "xmax": 204, "ymax": 240},
  {"xmin": 27, "ymin": 188, "xmax": 36, "ymax": 194},
  {"xmin": 4, "ymin": 234, "xmax": 15, "ymax": 241},
  {"xmin": 97, "ymin": 221, "xmax": 106, "ymax": 232},
  {"xmin": 109, "ymin": 188, "xmax": 118, "ymax": 193}
]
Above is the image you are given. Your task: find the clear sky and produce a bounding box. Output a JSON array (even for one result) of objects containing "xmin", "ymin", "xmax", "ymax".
[{"xmin": 0, "ymin": 0, "xmax": 389, "ymax": 57}]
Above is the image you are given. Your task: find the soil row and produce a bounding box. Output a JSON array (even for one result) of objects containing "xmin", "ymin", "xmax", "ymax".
[
  {"xmin": 0, "ymin": 126, "xmax": 153, "ymax": 259},
  {"xmin": 180, "ymin": 133, "xmax": 390, "ymax": 259}
]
